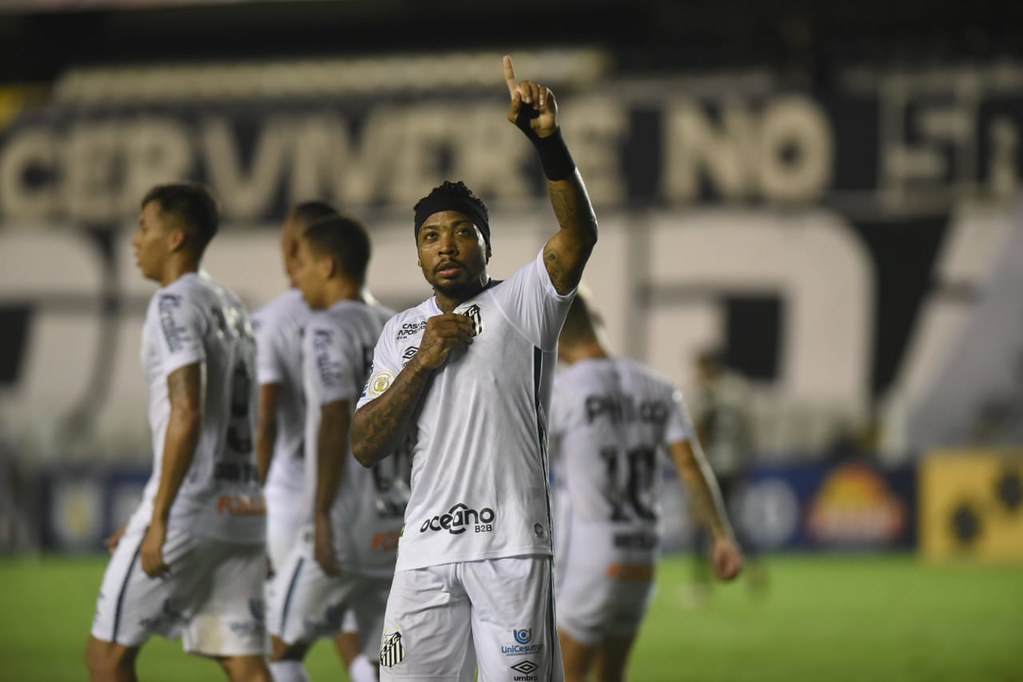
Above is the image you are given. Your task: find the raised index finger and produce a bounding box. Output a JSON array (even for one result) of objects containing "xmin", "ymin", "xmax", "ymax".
[{"xmin": 503, "ymin": 55, "xmax": 518, "ymax": 98}]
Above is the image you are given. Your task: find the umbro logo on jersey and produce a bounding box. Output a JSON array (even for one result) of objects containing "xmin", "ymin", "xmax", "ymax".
[
  {"xmin": 456, "ymin": 303, "xmax": 483, "ymax": 336},
  {"xmin": 511, "ymin": 660, "xmax": 539, "ymax": 681},
  {"xmin": 420, "ymin": 502, "xmax": 495, "ymax": 535},
  {"xmin": 396, "ymin": 321, "xmax": 427, "ymax": 340},
  {"xmin": 401, "ymin": 346, "xmax": 418, "ymax": 367},
  {"xmin": 379, "ymin": 631, "xmax": 405, "ymax": 668}
]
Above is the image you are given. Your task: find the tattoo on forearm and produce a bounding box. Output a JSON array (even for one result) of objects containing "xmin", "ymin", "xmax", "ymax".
[
  {"xmin": 167, "ymin": 366, "xmax": 201, "ymax": 408},
  {"xmin": 545, "ymin": 174, "xmax": 597, "ymax": 293},
  {"xmin": 549, "ymin": 184, "xmax": 584, "ymax": 230},
  {"xmin": 355, "ymin": 366, "xmax": 432, "ymax": 461}
]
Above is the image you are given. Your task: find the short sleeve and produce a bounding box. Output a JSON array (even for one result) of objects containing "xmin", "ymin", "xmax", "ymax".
[
  {"xmin": 305, "ymin": 322, "xmax": 363, "ymax": 405},
  {"xmin": 356, "ymin": 319, "xmax": 401, "ymax": 410},
  {"xmin": 665, "ymin": 388, "xmax": 692, "ymax": 446},
  {"xmin": 155, "ymin": 293, "xmax": 205, "ymax": 375},
  {"xmin": 491, "ymin": 249, "xmax": 576, "ymax": 351},
  {"xmin": 254, "ymin": 311, "xmax": 286, "ymax": 385}
]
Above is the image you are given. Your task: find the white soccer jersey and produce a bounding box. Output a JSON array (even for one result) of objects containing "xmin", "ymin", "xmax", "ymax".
[
  {"xmin": 129, "ymin": 271, "xmax": 264, "ymax": 544},
  {"xmin": 548, "ymin": 357, "xmax": 691, "ymax": 554},
  {"xmin": 357, "ymin": 250, "xmax": 575, "ymax": 572},
  {"xmin": 253, "ymin": 290, "xmax": 308, "ymax": 519},
  {"xmin": 304, "ymin": 299, "xmax": 406, "ymax": 577}
]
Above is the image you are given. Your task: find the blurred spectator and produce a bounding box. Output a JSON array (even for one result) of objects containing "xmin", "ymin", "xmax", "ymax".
[
  {"xmin": 0, "ymin": 436, "xmax": 37, "ymax": 554},
  {"xmin": 687, "ymin": 348, "xmax": 767, "ymax": 604}
]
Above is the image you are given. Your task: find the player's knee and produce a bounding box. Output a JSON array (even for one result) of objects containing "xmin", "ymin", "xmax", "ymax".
[
  {"xmin": 220, "ymin": 654, "xmax": 272, "ymax": 682},
  {"xmin": 596, "ymin": 656, "xmax": 629, "ymax": 682},
  {"xmin": 84, "ymin": 638, "xmax": 104, "ymax": 678},
  {"xmin": 84, "ymin": 637, "xmax": 135, "ymax": 681},
  {"xmin": 269, "ymin": 635, "xmax": 308, "ymax": 661}
]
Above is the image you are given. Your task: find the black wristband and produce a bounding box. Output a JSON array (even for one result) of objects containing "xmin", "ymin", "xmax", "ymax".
[
  {"xmin": 514, "ymin": 107, "xmax": 576, "ymax": 181},
  {"xmin": 533, "ymin": 129, "xmax": 576, "ymax": 182}
]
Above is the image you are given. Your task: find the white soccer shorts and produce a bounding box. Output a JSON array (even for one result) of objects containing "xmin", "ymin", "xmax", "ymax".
[
  {"xmin": 378, "ymin": 555, "xmax": 563, "ymax": 681},
  {"xmin": 266, "ymin": 502, "xmax": 307, "ymax": 574},
  {"xmin": 554, "ymin": 522, "xmax": 657, "ymax": 644},
  {"xmin": 91, "ymin": 523, "xmax": 267, "ymax": 656},
  {"xmin": 268, "ymin": 538, "xmax": 391, "ymax": 659}
]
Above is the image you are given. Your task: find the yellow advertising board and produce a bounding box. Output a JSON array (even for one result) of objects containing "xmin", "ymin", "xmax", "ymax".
[{"xmin": 920, "ymin": 449, "xmax": 1023, "ymax": 561}]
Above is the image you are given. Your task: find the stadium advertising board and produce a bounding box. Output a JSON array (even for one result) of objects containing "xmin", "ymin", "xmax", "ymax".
[
  {"xmin": 738, "ymin": 461, "xmax": 917, "ymax": 551},
  {"xmin": 920, "ymin": 449, "xmax": 1023, "ymax": 561},
  {"xmin": 41, "ymin": 461, "xmax": 917, "ymax": 552}
]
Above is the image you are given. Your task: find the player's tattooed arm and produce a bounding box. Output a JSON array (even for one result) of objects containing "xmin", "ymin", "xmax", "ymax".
[
  {"xmin": 670, "ymin": 439, "xmax": 736, "ymax": 542},
  {"xmin": 142, "ymin": 362, "xmax": 202, "ymax": 577},
  {"xmin": 255, "ymin": 383, "xmax": 280, "ymax": 483},
  {"xmin": 353, "ymin": 314, "xmax": 474, "ymax": 467},
  {"xmin": 352, "ymin": 362, "xmax": 433, "ymax": 467},
  {"xmin": 503, "ymin": 55, "xmax": 597, "ymax": 295},
  {"xmin": 542, "ymin": 174, "xmax": 598, "ymax": 295}
]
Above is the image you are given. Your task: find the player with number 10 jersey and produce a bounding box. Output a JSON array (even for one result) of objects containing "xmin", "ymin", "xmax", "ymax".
[{"xmin": 548, "ymin": 294, "xmax": 742, "ymax": 680}]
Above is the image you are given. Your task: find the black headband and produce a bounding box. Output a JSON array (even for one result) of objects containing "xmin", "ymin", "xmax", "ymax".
[{"xmin": 413, "ymin": 182, "xmax": 491, "ymax": 249}]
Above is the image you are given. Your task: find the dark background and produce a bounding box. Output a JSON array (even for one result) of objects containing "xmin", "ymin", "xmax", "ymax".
[{"xmin": 0, "ymin": 0, "xmax": 1020, "ymax": 85}]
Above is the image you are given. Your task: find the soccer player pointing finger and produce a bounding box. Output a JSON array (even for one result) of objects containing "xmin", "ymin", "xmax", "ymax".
[{"xmin": 352, "ymin": 55, "xmax": 598, "ymax": 681}]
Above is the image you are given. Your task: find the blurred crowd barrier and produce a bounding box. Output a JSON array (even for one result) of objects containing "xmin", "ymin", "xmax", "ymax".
[{"xmin": 8, "ymin": 451, "xmax": 1016, "ymax": 561}]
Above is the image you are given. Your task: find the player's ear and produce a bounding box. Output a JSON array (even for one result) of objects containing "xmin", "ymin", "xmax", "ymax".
[
  {"xmin": 168, "ymin": 226, "xmax": 187, "ymax": 253},
  {"xmin": 323, "ymin": 253, "xmax": 338, "ymax": 279},
  {"xmin": 485, "ymin": 244, "xmax": 492, "ymax": 262}
]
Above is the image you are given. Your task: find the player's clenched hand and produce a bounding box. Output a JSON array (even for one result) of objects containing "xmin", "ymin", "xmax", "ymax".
[
  {"xmin": 415, "ymin": 313, "xmax": 475, "ymax": 370},
  {"xmin": 140, "ymin": 521, "xmax": 170, "ymax": 578},
  {"xmin": 504, "ymin": 55, "xmax": 558, "ymax": 139},
  {"xmin": 104, "ymin": 525, "xmax": 126, "ymax": 554},
  {"xmin": 711, "ymin": 537, "xmax": 743, "ymax": 581},
  {"xmin": 314, "ymin": 518, "xmax": 340, "ymax": 577}
]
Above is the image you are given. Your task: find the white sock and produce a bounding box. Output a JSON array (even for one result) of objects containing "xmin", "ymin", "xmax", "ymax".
[
  {"xmin": 269, "ymin": 660, "xmax": 310, "ymax": 682},
  {"xmin": 348, "ymin": 653, "xmax": 378, "ymax": 682}
]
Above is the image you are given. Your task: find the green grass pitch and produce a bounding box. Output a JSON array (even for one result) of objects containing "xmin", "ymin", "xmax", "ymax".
[{"xmin": 0, "ymin": 554, "xmax": 1020, "ymax": 681}]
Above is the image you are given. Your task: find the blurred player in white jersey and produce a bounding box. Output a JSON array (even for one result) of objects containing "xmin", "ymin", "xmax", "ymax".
[
  {"xmin": 549, "ymin": 294, "xmax": 744, "ymax": 682},
  {"xmin": 86, "ymin": 183, "xmax": 271, "ymax": 682},
  {"xmin": 254, "ymin": 201, "xmax": 377, "ymax": 681},
  {"xmin": 255, "ymin": 200, "xmax": 337, "ymax": 569},
  {"xmin": 352, "ymin": 55, "xmax": 597, "ymax": 681},
  {"xmin": 267, "ymin": 215, "xmax": 407, "ymax": 682}
]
